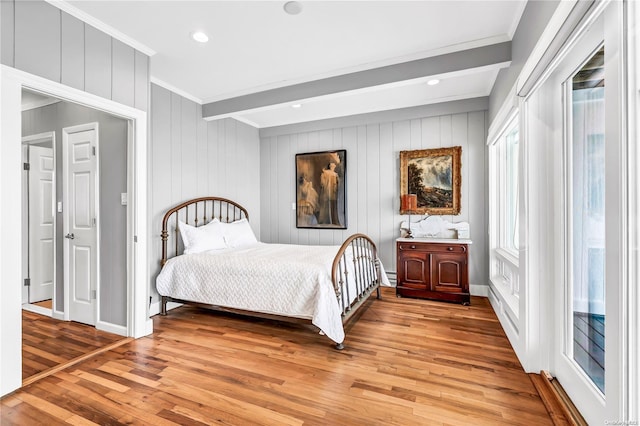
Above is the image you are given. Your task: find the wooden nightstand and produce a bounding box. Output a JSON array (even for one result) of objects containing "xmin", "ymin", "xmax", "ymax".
[{"xmin": 396, "ymin": 238, "xmax": 471, "ymax": 305}]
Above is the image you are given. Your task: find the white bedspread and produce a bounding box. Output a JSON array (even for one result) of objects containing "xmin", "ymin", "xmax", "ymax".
[{"xmin": 156, "ymin": 242, "xmax": 390, "ymax": 344}]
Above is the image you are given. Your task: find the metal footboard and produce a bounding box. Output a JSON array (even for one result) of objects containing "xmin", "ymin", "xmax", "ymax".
[{"xmin": 331, "ymin": 234, "xmax": 382, "ymax": 331}]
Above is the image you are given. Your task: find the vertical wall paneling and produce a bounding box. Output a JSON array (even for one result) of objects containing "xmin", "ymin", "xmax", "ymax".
[
  {"xmin": 111, "ymin": 39, "xmax": 135, "ymax": 108},
  {"xmin": 14, "ymin": 0, "xmax": 61, "ymax": 83},
  {"xmin": 134, "ymin": 51, "xmax": 149, "ymax": 111},
  {"xmin": 260, "ymin": 110, "xmax": 488, "ymax": 287},
  {"xmin": 270, "ymin": 136, "xmax": 280, "ymax": 241},
  {"xmin": 149, "ymin": 84, "xmax": 261, "ymax": 303},
  {"xmin": 84, "ymin": 25, "xmax": 112, "ymax": 100},
  {"xmin": 4, "ymin": 0, "xmax": 149, "ymax": 111},
  {"xmin": 150, "ymin": 85, "xmax": 172, "ymax": 270},
  {"xmin": 342, "ymin": 126, "xmax": 358, "ymax": 244},
  {"xmin": 366, "ymin": 123, "xmax": 381, "ymax": 248},
  {"xmin": 196, "ymin": 104, "xmax": 208, "ymax": 197},
  {"xmin": 356, "ymin": 126, "xmax": 368, "ymax": 243},
  {"xmin": 277, "ymin": 135, "xmax": 290, "ymax": 243},
  {"xmin": 60, "ymin": 12, "xmax": 84, "ymax": 91},
  {"xmin": 217, "ymin": 119, "xmax": 227, "ymax": 195},
  {"xmin": 1, "ymin": 0, "xmax": 15, "ymax": 67},
  {"xmin": 259, "ymin": 137, "xmax": 272, "ymax": 242},
  {"xmin": 170, "ymin": 92, "xmax": 182, "ymax": 201},
  {"xmin": 467, "ymin": 111, "xmax": 488, "ymax": 290},
  {"xmin": 206, "ymin": 120, "xmax": 219, "ymax": 196},
  {"xmin": 379, "ymin": 122, "xmax": 395, "ymax": 268},
  {"xmin": 225, "ymin": 119, "xmax": 237, "ymax": 202},
  {"xmin": 180, "ymin": 97, "xmax": 197, "ymax": 201}
]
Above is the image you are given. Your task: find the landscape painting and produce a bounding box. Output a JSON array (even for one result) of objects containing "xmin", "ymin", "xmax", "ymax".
[{"xmin": 400, "ymin": 146, "xmax": 461, "ymax": 215}]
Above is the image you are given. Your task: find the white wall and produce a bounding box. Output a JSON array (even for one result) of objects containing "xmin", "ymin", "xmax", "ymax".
[
  {"xmin": 259, "ymin": 102, "xmax": 488, "ymax": 289},
  {"xmin": 149, "ymin": 83, "xmax": 261, "ymax": 307}
]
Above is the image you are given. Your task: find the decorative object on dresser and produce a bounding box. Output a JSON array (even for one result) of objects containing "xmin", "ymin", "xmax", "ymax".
[
  {"xmin": 400, "ymin": 216, "xmax": 470, "ymax": 240},
  {"xmin": 157, "ymin": 197, "xmax": 389, "ymax": 349},
  {"xmin": 396, "ymin": 238, "xmax": 471, "ymax": 305},
  {"xmin": 400, "ymin": 146, "xmax": 462, "ymax": 215},
  {"xmin": 295, "ymin": 150, "xmax": 347, "ymax": 229},
  {"xmin": 400, "ymin": 194, "xmax": 418, "ymax": 238}
]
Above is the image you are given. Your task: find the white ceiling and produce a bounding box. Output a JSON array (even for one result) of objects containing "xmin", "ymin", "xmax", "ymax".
[{"xmin": 63, "ymin": 1, "xmax": 526, "ymax": 128}]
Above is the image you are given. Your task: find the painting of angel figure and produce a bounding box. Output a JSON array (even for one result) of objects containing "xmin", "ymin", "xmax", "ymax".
[
  {"xmin": 400, "ymin": 146, "xmax": 461, "ymax": 215},
  {"xmin": 295, "ymin": 150, "xmax": 347, "ymax": 229}
]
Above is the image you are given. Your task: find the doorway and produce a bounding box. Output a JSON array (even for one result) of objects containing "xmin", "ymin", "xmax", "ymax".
[
  {"xmin": 1, "ymin": 66, "xmax": 150, "ymax": 397},
  {"xmin": 21, "ymin": 131, "xmax": 56, "ymax": 317}
]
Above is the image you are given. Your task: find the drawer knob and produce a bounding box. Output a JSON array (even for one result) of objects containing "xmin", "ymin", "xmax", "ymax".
[
  {"xmin": 447, "ymin": 247, "xmax": 454, "ymax": 251},
  {"xmin": 410, "ymin": 245, "xmax": 416, "ymax": 249}
]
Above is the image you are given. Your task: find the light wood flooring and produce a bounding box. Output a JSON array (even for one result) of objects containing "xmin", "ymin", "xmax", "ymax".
[
  {"xmin": 21, "ymin": 310, "xmax": 127, "ymax": 381},
  {"xmin": 3, "ymin": 288, "xmax": 553, "ymax": 425}
]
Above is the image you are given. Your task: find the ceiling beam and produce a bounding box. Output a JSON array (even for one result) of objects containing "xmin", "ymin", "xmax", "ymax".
[{"xmin": 202, "ymin": 41, "xmax": 511, "ymax": 120}]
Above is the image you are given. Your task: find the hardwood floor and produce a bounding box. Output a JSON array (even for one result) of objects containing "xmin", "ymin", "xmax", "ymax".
[
  {"xmin": 22, "ymin": 310, "xmax": 127, "ymax": 381},
  {"xmin": 3, "ymin": 288, "xmax": 553, "ymax": 425}
]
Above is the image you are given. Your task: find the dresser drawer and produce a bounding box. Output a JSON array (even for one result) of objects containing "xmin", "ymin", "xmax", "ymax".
[{"xmin": 397, "ymin": 242, "xmax": 467, "ymax": 254}]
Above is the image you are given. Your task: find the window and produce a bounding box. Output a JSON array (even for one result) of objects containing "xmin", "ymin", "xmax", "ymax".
[
  {"xmin": 492, "ymin": 114, "xmax": 520, "ymax": 258},
  {"xmin": 488, "ymin": 111, "xmax": 520, "ymax": 311}
]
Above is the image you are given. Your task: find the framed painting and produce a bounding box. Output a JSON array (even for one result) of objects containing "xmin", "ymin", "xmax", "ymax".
[
  {"xmin": 400, "ymin": 146, "xmax": 462, "ymax": 215},
  {"xmin": 295, "ymin": 150, "xmax": 347, "ymax": 229}
]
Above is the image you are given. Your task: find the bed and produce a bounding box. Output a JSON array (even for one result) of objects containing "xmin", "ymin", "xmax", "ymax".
[{"xmin": 156, "ymin": 197, "xmax": 387, "ymax": 349}]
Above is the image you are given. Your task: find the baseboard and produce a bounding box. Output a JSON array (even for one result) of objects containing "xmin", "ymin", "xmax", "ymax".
[
  {"xmin": 149, "ymin": 300, "xmax": 183, "ymax": 317},
  {"xmin": 52, "ymin": 310, "xmax": 65, "ymax": 320},
  {"xmin": 21, "ymin": 303, "xmax": 52, "ymax": 317},
  {"xmin": 96, "ymin": 320, "xmax": 127, "ymax": 337},
  {"xmin": 529, "ymin": 371, "xmax": 587, "ymax": 426},
  {"xmin": 470, "ymin": 284, "xmax": 489, "ymax": 297}
]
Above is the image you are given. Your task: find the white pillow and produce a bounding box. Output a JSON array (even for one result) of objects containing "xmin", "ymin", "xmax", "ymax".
[
  {"xmin": 221, "ymin": 218, "xmax": 258, "ymax": 248},
  {"xmin": 179, "ymin": 219, "xmax": 226, "ymax": 254}
]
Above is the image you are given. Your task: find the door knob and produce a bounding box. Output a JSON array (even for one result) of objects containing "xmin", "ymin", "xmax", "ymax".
[{"xmin": 65, "ymin": 233, "xmax": 75, "ymax": 239}]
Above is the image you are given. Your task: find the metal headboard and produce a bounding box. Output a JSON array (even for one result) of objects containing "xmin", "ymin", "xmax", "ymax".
[{"xmin": 160, "ymin": 197, "xmax": 248, "ymax": 266}]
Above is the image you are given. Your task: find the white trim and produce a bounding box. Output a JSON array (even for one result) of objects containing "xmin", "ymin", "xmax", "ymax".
[
  {"xmin": 21, "ymin": 97, "xmax": 61, "ymax": 112},
  {"xmin": 52, "ymin": 309, "xmax": 65, "ymax": 321},
  {"xmin": 0, "ymin": 64, "xmax": 150, "ymax": 397},
  {"xmin": 96, "ymin": 320, "xmax": 127, "ymax": 337},
  {"xmin": 627, "ymin": 0, "xmax": 640, "ymax": 419},
  {"xmin": 44, "ymin": 0, "xmax": 156, "ymax": 57},
  {"xmin": 150, "ymin": 77, "xmax": 203, "ymax": 105},
  {"xmin": 470, "ymin": 284, "xmax": 489, "ymax": 298},
  {"xmin": 21, "ymin": 303, "xmax": 52, "ymax": 317}
]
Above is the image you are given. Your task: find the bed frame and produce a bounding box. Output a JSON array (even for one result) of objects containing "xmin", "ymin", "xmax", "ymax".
[{"xmin": 159, "ymin": 197, "xmax": 381, "ymax": 349}]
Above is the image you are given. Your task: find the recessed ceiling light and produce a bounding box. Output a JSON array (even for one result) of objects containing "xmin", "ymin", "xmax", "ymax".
[
  {"xmin": 427, "ymin": 79, "xmax": 440, "ymax": 86},
  {"xmin": 283, "ymin": 1, "xmax": 303, "ymax": 15},
  {"xmin": 190, "ymin": 31, "xmax": 209, "ymax": 43},
  {"xmin": 292, "ymin": 103, "xmax": 302, "ymax": 109}
]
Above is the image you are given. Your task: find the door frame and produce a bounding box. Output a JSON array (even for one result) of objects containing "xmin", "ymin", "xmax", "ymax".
[
  {"xmin": 62, "ymin": 122, "xmax": 100, "ymax": 325},
  {"xmin": 0, "ymin": 65, "xmax": 151, "ymax": 397},
  {"xmin": 21, "ymin": 132, "xmax": 56, "ymax": 315}
]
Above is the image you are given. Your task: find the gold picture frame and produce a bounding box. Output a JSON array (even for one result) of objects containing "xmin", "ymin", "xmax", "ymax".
[{"xmin": 400, "ymin": 146, "xmax": 462, "ymax": 215}]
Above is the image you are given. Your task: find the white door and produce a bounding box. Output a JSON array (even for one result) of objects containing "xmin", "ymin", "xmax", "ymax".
[
  {"xmin": 27, "ymin": 145, "xmax": 55, "ymax": 303},
  {"xmin": 534, "ymin": 3, "xmax": 624, "ymax": 424},
  {"xmin": 63, "ymin": 124, "xmax": 99, "ymax": 326}
]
